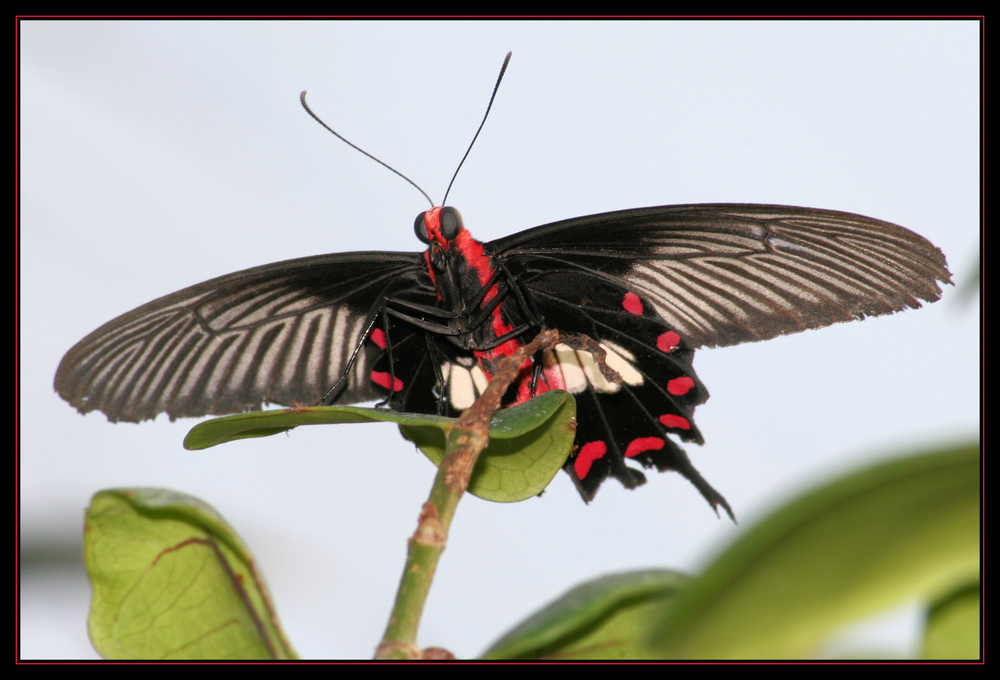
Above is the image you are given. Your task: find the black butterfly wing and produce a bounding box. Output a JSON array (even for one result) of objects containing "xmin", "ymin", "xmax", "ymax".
[
  {"xmin": 492, "ymin": 203, "xmax": 951, "ymax": 350},
  {"xmin": 491, "ymin": 204, "xmax": 950, "ymax": 509},
  {"xmin": 54, "ymin": 251, "xmax": 427, "ymax": 423}
]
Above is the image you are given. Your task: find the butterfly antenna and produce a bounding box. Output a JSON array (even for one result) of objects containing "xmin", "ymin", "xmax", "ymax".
[
  {"xmin": 300, "ymin": 91, "xmax": 435, "ymax": 208},
  {"xmin": 442, "ymin": 52, "xmax": 512, "ymax": 206}
]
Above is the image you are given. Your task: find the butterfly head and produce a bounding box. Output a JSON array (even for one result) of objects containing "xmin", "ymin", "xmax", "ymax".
[
  {"xmin": 415, "ymin": 206, "xmax": 472, "ymax": 277},
  {"xmin": 415, "ymin": 206, "xmax": 464, "ymax": 248}
]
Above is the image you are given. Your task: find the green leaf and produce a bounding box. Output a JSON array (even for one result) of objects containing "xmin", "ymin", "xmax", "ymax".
[
  {"xmin": 184, "ymin": 390, "xmax": 576, "ymax": 503},
  {"xmin": 85, "ymin": 489, "xmax": 296, "ymax": 660},
  {"xmin": 402, "ymin": 390, "xmax": 576, "ymax": 502},
  {"xmin": 648, "ymin": 443, "xmax": 980, "ymax": 659},
  {"xmin": 183, "ymin": 406, "xmax": 454, "ymax": 449},
  {"xmin": 482, "ymin": 570, "xmax": 689, "ymax": 660},
  {"xmin": 921, "ymin": 579, "xmax": 981, "ymax": 659}
]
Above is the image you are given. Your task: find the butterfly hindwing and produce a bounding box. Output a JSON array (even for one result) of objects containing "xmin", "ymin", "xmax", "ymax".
[{"xmin": 517, "ymin": 268, "xmax": 731, "ymax": 514}]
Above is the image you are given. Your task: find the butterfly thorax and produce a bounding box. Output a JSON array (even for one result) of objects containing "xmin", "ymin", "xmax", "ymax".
[{"xmin": 417, "ymin": 206, "xmax": 532, "ymax": 389}]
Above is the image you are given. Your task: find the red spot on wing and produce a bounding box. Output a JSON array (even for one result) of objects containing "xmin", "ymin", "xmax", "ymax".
[
  {"xmin": 624, "ymin": 437, "xmax": 665, "ymax": 458},
  {"xmin": 370, "ymin": 328, "xmax": 386, "ymax": 349},
  {"xmin": 659, "ymin": 414, "xmax": 691, "ymax": 430},
  {"xmin": 667, "ymin": 376, "xmax": 695, "ymax": 395},
  {"xmin": 657, "ymin": 331, "xmax": 681, "ymax": 353},
  {"xmin": 574, "ymin": 441, "xmax": 607, "ymax": 480},
  {"xmin": 622, "ymin": 292, "xmax": 643, "ymax": 315},
  {"xmin": 371, "ymin": 371, "xmax": 403, "ymax": 392}
]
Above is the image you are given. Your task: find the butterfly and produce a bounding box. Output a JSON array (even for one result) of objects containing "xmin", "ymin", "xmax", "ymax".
[
  {"xmin": 54, "ymin": 199, "xmax": 951, "ymax": 518},
  {"xmin": 53, "ymin": 54, "xmax": 951, "ymax": 517}
]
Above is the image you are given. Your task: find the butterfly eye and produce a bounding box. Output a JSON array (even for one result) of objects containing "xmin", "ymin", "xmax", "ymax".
[
  {"xmin": 440, "ymin": 207, "xmax": 463, "ymax": 239},
  {"xmin": 414, "ymin": 211, "xmax": 430, "ymax": 243}
]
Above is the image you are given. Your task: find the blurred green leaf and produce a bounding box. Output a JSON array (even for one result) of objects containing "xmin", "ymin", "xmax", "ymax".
[
  {"xmin": 85, "ymin": 489, "xmax": 295, "ymax": 660},
  {"xmin": 483, "ymin": 443, "xmax": 979, "ymax": 660},
  {"xmin": 184, "ymin": 390, "xmax": 576, "ymax": 502},
  {"xmin": 648, "ymin": 443, "xmax": 980, "ymax": 659},
  {"xmin": 921, "ymin": 579, "xmax": 981, "ymax": 659},
  {"xmin": 483, "ymin": 570, "xmax": 688, "ymax": 659}
]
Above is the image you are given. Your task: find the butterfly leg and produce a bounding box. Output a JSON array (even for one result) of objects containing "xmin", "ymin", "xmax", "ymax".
[
  {"xmin": 422, "ymin": 332, "xmax": 453, "ymax": 415},
  {"xmin": 315, "ymin": 295, "xmax": 455, "ymax": 407},
  {"xmin": 316, "ymin": 312, "xmax": 384, "ymax": 405},
  {"xmin": 499, "ymin": 263, "xmax": 545, "ymax": 328}
]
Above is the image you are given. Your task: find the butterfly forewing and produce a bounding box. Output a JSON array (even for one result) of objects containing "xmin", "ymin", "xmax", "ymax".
[
  {"xmin": 55, "ymin": 252, "xmax": 425, "ymax": 422},
  {"xmin": 492, "ymin": 204, "xmax": 951, "ymax": 349}
]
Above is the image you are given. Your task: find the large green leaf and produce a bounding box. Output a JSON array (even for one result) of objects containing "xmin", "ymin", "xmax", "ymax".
[
  {"xmin": 482, "ymin": 571, "xmax": 688, "ymax": 659},
  {"xmin": 85, "ymin": 489, "xmax": 295, "ymax": 660},
  {"xmin": 184, "ymin": 391, "xmax": 576, "ymax": 502},
  {"xmin": 648, "ymin": 443, "xmax": 980, "ymax": 659}
]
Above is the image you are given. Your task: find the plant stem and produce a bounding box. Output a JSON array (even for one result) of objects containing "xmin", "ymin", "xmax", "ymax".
[{"xmin": 375, "ymin": 329, "xmax": 560, "ymax": 659}]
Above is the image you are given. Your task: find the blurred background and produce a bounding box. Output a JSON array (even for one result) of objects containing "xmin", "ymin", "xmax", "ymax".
[{"xmin": 20, "ymin": 20, "xmax": 979, "ymax": 659}]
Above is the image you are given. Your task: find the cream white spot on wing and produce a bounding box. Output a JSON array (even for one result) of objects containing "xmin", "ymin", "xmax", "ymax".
[
  {"xmin": 444, "ymin": 341, "xmax": 645, "ymax": 410},
  {"xmin": 578, "ymin": 350, "xmax": 620, "ymax": 393},
  {"xmin": 554, "ymin": 344, "xmax": 587, "ymax": 394},
  {"xmin": 470, "ymin": 365, "xmax": 489, "ymax": 395},
  {"xmin": 444, "ymin": 361, "xmax": 490, "ymax": 411},
  {"xmin": 446, "ymin": 363, "xmax": 477, "ymax": 411},
  {"xmin": 599, "ymin": 339, "xmax": 635, "ymax": 362},
  {"xmin": 599, "ymin": 342, "xmax": 643, "ymax": 386},
  {"xmin": 545, "ymin": 341, "xmax": 644, "ymax": 396}
]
